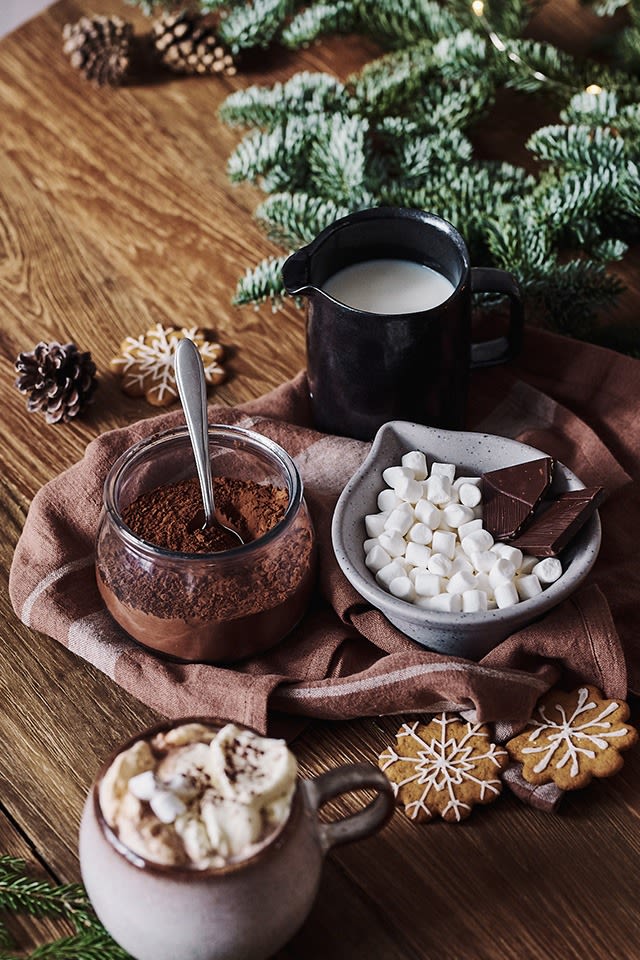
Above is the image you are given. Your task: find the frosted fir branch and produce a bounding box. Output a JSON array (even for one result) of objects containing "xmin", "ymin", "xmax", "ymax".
[
  {"xmin": 233, "ymin": 254, "xmax": 289, "ymax": 305},
  {"xmin": 527, "ymin": 124, "xmax": 628, "ymax": 169},
  {"xmin": 218, "ymin": 0, "xmax": 295, "ymax": 52},
  {"xmin": 432, "ymin": 30, "xmax": 495, "ymax": 80},
  {"xmin": 352, "ymin": 0, "xmax": 461, "ymax": 49},
  {"xmin": 561, "ymin": 90, "xmax": 620, "ymax": 124},
  {"xmin": 350, "ymin": 41, "xmax": 435, "ymax": 115},
  {"xmin": 308, "ymin": 114, "xmax": 370, "ymax": 202},
  {"xmin": 583, "ymin": 0, "xmax": 631, "ymax": 15},
  {"xmin": 227, "ymin": 115, "xmax": 322, "ymax": 186},
  {"xmin": 591, "ymin": 237, "xmax": 629, "ymax": 261},
  {"xmin": 255, "ymin": 192, "xmax": 352, "ymax": 246},
  {"xmin": 281, "ymin": 1, "xmax": 358, "ymax": 47},
  {"xmin": 220, "ymin": 73, "xmax": 348, "ymax": 129}
]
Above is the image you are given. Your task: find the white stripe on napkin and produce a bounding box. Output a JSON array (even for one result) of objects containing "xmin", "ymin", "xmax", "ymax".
[
  {"xmin": 21, "ymin": 554, "xmax": 95, "ymax": 627},
  {"xmin": 67, "ymin": 609, "xmax": 135, "ymax": 679}
]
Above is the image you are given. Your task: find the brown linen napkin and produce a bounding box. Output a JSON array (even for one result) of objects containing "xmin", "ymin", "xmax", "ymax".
[{"xmin": 9, "ymin": 328, "xmax": 638, "ymax": 811}]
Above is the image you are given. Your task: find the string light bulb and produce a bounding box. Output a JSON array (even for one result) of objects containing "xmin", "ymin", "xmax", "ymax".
[
  {"xmin": 585, "ymin": 83, "xmax": 603, "ymax": 95},
  {"xmin": 471, "ymin": 0, "xmax": 485, "ymax": 16}
]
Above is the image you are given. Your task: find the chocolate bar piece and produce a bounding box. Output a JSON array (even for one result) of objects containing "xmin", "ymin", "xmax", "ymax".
[
  {"xmin": 482, "ymin": 458, "xmax": 554, "ymax": 540},
  {"xmin": 509, "ymin": 487, "xmax": 604, "ymax": 557}
]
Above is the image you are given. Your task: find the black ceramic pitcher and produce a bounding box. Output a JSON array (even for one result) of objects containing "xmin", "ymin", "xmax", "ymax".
[{"xmin": 282, "ymin": 207, "xmax": 524, "ymax": 441}]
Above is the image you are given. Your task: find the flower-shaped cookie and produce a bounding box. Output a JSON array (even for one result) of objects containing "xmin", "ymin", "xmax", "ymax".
[
  {"xmin": 379, "ymin": 715, "xmax": 508, "ymax": 823},
  {"xmin": 111, "ymin": 324, "xmax": 226, "ymax": 406},
  {"xmin": 506, "ymin": 685, "xmax": 637, "ymax": 790}
]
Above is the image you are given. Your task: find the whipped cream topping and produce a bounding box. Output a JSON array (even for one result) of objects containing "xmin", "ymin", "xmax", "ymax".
[{"xmin": 99, "ymin": 723, "xmax": 298, "ymax": 869}]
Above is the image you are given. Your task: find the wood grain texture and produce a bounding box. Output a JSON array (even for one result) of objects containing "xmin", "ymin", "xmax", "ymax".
[{"xmin": 0, "ymin": 1, "xmax": 639, "ymax": 957}]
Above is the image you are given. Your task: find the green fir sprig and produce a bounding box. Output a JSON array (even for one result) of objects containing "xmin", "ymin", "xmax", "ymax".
[
  {"xmin": 0, "ymin": 856, "xmax": 131, "ymax": 960},
  {"xmin": 212, "ymin": 0, "xmax": 640, "ymax": 341}
]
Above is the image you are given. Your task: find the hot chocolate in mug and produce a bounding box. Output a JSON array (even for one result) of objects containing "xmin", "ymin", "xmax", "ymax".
[
  {"xmin": 282, "ymin": 206, "xmax": 524, "ymax": 441},
  {"xmin": 79, "ymin": 718, "xmax": 394, "ymax": 960}
]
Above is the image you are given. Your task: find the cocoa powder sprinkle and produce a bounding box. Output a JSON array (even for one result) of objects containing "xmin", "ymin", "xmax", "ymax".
[{"xmin": 121, "ymin": 476, "xmax": 289, "ymax": 553}]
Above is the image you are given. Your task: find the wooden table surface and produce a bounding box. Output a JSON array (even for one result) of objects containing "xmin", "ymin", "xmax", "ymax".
[{"xmin": 1, "ymin": 2, "xmax": 639, "ymax": 957}]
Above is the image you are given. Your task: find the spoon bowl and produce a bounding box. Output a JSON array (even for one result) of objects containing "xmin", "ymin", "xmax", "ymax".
[{"xmin": 174, "ymin": 338, "xmax": 244, "ymax": 547}]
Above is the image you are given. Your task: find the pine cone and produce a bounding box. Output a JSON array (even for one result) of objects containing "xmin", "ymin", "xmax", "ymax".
[
  {"xmin": 62, "ymin": 15, "xmax": 133, "ymax": 87},
  {"xmin": 15, "ymin": 342, "xmax": 98, "ymax": 425},
  {"xmin": 151, "ymin": 12, "xmax": 237, "ymax": 76}
]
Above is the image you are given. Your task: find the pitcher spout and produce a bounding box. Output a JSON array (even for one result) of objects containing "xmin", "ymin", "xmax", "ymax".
[{"xmin": 282, "ymin": 249, "xmax": 312, "ymax": 296}]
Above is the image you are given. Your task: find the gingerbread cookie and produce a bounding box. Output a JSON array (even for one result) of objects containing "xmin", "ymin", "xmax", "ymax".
[
  {"xmin": 111, "ymin": 324, "xmax": 225, "ymax": 406},
  {"xmin": 379, "ymin": 715, "xmax": 508, "ymax": 823},
  {"xmin": 506, "ymin": 685, "xmax": 637, "ymax": 791}
]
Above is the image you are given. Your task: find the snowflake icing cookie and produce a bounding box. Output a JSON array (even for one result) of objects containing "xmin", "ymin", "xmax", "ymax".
[
  {"xmin": 506, "ymin": 685, "xmax": 638, "ymax": 791},
  {"xmin": 378, "ymin": 716, "xmax": 508, "ymax": 823},
  {"xmin": 111, "ymin": 324, "xmax": 226, "ymax": 406}
]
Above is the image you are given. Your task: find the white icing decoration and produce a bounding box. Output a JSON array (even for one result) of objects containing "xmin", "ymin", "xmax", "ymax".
[
  {"xmin": 379, "ymin": 716, "xmax": 506, "ymax": 822},
  {"xmin": 113, "ymin": 324, "xmax": 223, "ymax": 402},
  {"xmin": 521, "ymin": 687, "xmax": 628, "ymax": 778}
]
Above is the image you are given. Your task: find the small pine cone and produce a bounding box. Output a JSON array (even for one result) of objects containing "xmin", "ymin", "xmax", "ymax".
[
  {"xmin": 15, "ymin": 342, "xmax": 98, "ymax": 425},
  {"xmin": 151, "ymin": 11, "xmax": 237, "ymax": 77},
  {"xmin": 62, "ymin": 15, "xmax": 133, "ymax": 87}
]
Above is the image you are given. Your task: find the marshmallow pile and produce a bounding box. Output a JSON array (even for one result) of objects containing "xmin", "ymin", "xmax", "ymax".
[{"xmin": 363, "ymin": 451, "xmax": 562, "ymax": 613}]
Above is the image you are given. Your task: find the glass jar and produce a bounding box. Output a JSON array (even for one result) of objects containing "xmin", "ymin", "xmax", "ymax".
[{"xmin": 95, "ymin": 425, "xmax": 316, "ymax": 662}]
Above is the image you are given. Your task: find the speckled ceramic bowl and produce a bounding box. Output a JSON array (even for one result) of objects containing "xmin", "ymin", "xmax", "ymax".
[{"xmin": 331, "ymin": 421, "xmax": 601, "ymax": 659}]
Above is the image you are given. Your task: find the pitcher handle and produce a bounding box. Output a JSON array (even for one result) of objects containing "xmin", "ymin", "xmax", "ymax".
[
  {"xmin": 303, "ymin": 762, "xmax": 394, "ymax": 854},
  {"xmin": 470, "ymin": 267, "xmax": 524, "ymax": 368}
]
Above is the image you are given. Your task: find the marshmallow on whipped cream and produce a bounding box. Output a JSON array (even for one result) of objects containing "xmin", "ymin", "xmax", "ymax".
[{"xmin": 99, "ymin": 723, "xmax": 298, "ymax": 869}]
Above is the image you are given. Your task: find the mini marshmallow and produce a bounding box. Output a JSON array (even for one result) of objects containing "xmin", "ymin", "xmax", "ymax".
[
  {"xmin": 128, "ymin": 770, "xmax": 157, "ymax": 802},
  {"xmin": 414, "ymin": 499, "xmax": 442, "ymax": 529},
  {"xmin": 424, "ymin": 475, "xmax": 452, "ymax": 505},
  {"xmin": 401, "ymin": 450, "xmax": 428, "ymax": 480},
  {"xmin": 491, "ymin": 543, "xmax": 524, "ymax": 569},
  {"xmin": 389, "ymin": 576, "xmax": 415, "ymax": 601},
  {"xmin": 470, "ymin": 550, "xmax": 496, "ymax": 573},
  {"xmin": 453, "ymin": 476, "xmax": 481, "ymax": 491},
  {"xmin": 462, "ymin": 589, "xmax": 488, "ymax": 612},
  {"xmin": 395, "ymin": 475, "xmax": 423, "ymax": 503},
  {"xmin": 365, "ymin": 511, "xmax": 389, "ymax": 538},
  {"xmin": 488, "ymin": 557, "xmax": 517, "ymax": 590},
  {"xmin": 414, "ymin": 572, "xmax": 442, "ymax": 597},
  {"xmin": 365, "ymin": 544, "xmax": 392, "ymax": 572},
  {"xmin": 377, "ymin": 488, "xmax": 401, "ymax": 512},
  {"xmin": 518, "ymin": 555, "xmax": 539, "ymax": 575},
  {"xmin": 405, "ymin": 542, "xmax": 432, "ymax": 567},
  {"xmin": 430, "ymin": 462, "xmax": 456, "ymax": 483},
  {"xmin": 378, "ymin": 531, "xmax": 407, "ymax": 558},
  {"xmin": 415, "ymin": 596, "xmax": 435, "ymax": 609},
  {"xmin": 515, "ymin": 574, "xmax": 543, "ymax": 600},
  {"xmin": 384, "ymin": 507, "xmax": 413, "ymax": 536},
  {"xmin": 376, "ymin": 559, "xmax": 408, "ymax": 588},
  {"xmin": 407, "ymin": 522, "xmax": 433, "ymax": 545},
  {"xmin": 432, "ymin": 529, "xmax": 456, "ymax": 560},
  {"xmin": 458, "ymin": 482, "xmax": 482, "ymax": 508},
  {"xmin": 458, "ymin": 518, "xmax": 483, "ymax": 540},
  {"xmin": 461, "ymin": 529, "xmax": 494, "ymax": 556},
  {"xmin": 447, "ymin": 570, "xmax": 477, "ymax": 595},
  {"xmin": 475, "ymin": 572, "xmax": 493, "ymax": 598},
  {"xmin": 443, "ymin": 502, "xmax": 475, "ymax": 528},
  {"xmin": 427, "ymin": 553, "xmax": 452, "ymax": 577},
  {"xmin": 532, "ymin": 557, "xmax": 563, "ymax": 584},
  {"xmin": 428, "ymin": 592, "xmax": 462, "ymax": 613},
  {"xmin": 363, "ymin": 538, "xmax": 379, "ymax": 553},
  {"xmin": 382, "ymin": 465, "xmax": 413, "ymax": 488},
  {"xmin": 450, "ymin": 555, "xmax": 474, "ymax": 576},
  {"xmin": 494, "ymin": 581, "xmax": 519, "ymax": 609},
  {"xmin": 150, "ymin": 790, "xmax": 187, "ymax": 825}
]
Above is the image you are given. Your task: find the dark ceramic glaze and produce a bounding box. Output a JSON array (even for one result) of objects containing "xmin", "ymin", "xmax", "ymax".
[{"xmin": 282, "ymin": 207, "xmax": 524, "ymax": 441}]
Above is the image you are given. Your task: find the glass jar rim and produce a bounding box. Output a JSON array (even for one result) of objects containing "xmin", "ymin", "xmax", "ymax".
[{"xmin": 102, "ymin": 424, "xmax": 305, "ymax": 561}]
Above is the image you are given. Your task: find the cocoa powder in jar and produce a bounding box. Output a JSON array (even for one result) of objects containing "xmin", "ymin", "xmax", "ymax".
[
  {"xmin": 96, "ymin": 474, "xmax": 316, "ymax": 660},
  {"xmin": 121, "ymin": 476, "xmax": 289, "ymax": 553}
]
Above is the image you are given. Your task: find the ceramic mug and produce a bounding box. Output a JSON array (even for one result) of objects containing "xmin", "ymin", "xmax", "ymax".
[
  {"xmin": 282, "ymin": 206, "xmax": 524, "ymax": 441},
  {"xmin": 79, "ymin": 720, "xmax": 394, "ymax": 960}
]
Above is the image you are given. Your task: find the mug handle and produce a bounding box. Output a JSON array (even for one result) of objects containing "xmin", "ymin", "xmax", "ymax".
[
  {"xmin": 470, "ymin": 267, "xmax": 524, "ymax": 368},
  {"xmin": 303, "ymin": 762, "xmax": 395, "ymax": 854}
]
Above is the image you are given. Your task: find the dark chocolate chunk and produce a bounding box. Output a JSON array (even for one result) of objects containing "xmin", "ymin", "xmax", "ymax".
[
  {"xmin": 482, "ymin": 458, "xmax": 554, "ymax": 540},
  {"xmin": 509, "ymin": 487, "xmax": 604, "ymax": 557}
]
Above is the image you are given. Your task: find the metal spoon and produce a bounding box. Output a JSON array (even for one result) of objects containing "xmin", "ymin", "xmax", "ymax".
[{"xmin": 174, "ymin": 338, "xmax": 244, "ymax": 547}]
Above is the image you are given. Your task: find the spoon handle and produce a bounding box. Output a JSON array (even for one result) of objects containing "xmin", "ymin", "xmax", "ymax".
[{"xmin": 174, "ymin": 338, "xmax": 216, "ymax": 527}]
